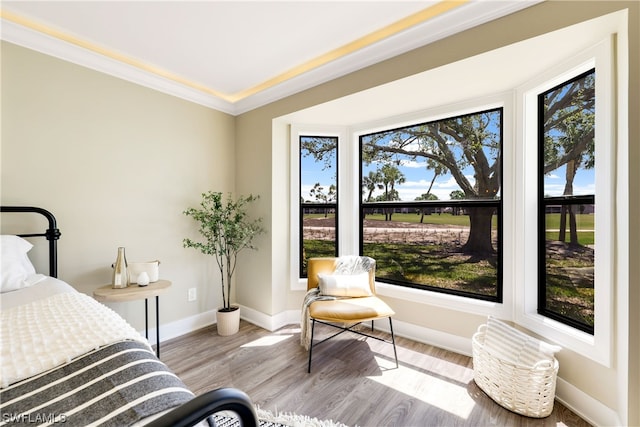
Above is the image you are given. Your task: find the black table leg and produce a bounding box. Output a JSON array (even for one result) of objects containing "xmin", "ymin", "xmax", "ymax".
[
  {"xmin": 145, "ymin": 298, "xmax": 149, "ymax": 339},
  {"xmin": 156, "ymin": 295, "xmax": 160, "ymax": 358}
]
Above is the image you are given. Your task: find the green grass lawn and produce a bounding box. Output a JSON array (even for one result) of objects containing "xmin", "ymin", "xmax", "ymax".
[
  {"xmin": 301, "ymin": 212, "xmax": 595, "ymax": 326},
  {"xmin": 546, "ymin": 231, "xmax": 594, "ymax": 245},
  {"xmin": 545, "ymin": 213, "xmax": 595, "ymax": 229},
  {"xmin": 363, "ymin": 242, "xmax": 498, "ymax": 297},
  {"xmin": 544, "ymin": 213, "xmax": 595, "ymax": 245},
  {"xmin": 364, "ymin": 212, "xmax": 474, "ymax": 226},
  {"xmin": 303, "ymin": 238, "xmax": 498, "ymax": 298},
  {"xmin": 545, "ymin": 278, "xmax": 594, "ymax": 327},
  {"xmin": 306, "ymin": 212, "xmax": 594, "ymax": 232}
]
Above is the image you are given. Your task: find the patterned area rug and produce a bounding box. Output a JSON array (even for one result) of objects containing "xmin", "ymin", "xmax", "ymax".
[{"xmin": 213, "ymin": 408, "xmax": 349, "ymax": 427}]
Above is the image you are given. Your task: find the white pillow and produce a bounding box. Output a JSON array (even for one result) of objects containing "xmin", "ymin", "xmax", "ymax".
[
  {"xmin": 1, "ymin": 235, "xmax": 38, "ymax": 293},
  {"xmin": 317, "ymin": 271, "xmax": 372, "ymax": 297}
]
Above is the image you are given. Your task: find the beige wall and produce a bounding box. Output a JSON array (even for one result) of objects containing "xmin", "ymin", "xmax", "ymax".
[
  {"xmin": 236, "ymin": 1, "xmax": 639, "ymax": 425},
  {"xmin": 1, "ymin": 41, "xmax": 236, "ymax": 330}
]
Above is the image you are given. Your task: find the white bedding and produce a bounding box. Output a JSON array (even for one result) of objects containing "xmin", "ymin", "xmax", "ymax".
[
  {"xmin": 0, "ymin": 276, "xmax": 74, "ymax": 309},
  {"xmin": 1, "ymin": 279, "xmax": 151, "ymax": 388}
]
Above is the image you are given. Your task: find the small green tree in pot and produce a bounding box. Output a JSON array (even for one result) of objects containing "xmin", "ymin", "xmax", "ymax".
[{"xmin": 183, "ymin": 191, "xmax": 264, "ymax": 335}]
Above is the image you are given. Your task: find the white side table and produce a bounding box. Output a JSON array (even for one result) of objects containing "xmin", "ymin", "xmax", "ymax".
[{"xmin": 93, "ymin": 279, "xmax": 171, "ymax": 358}]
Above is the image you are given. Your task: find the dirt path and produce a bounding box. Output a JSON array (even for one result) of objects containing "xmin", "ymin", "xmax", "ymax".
[{"xmin": 303, "ymin": 217, "xmax": 475, "ymax": 245}]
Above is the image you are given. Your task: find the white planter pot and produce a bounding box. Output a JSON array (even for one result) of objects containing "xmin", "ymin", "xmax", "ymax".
[{"xmin": 216, "ymin": 307, "xmax": 240, "ymax": 336}]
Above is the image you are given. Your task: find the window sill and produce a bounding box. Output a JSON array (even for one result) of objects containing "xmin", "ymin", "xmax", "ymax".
[
  {"xmin": 376, "ymin": 282, "xmax": 609, "ymax": 366},
  {"xmin": 516, "ymin": 311, "xmax": 609, "ymax": 367},
  {"xmin": 375, "ymin": 282, "xmax": 509, "ymax": 318}
]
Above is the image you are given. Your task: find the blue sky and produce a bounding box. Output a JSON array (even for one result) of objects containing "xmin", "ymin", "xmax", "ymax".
[
  {"xmin": 301, "ymin": 156, "xmax": 595, "ymax": 202},
  {"xmin": 544, "ymin": 166, "xmax": 595, "ymax": 197}
]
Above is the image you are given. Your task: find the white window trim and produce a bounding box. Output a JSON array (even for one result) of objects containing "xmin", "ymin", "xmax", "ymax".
[
  {"xmin": 290, "ymin": 39, "xmax": 615, "ymax": 364},
  {"xmin": 287, "ymin": 19, "xmax": 623, "ymax": 371},
  {"xmin": 289, "ymin": 124, "xmax": 347, "ymax": 291},
  {"xmin": 514, "ymin": 37, "xmax": 615, "ymax": 367}
]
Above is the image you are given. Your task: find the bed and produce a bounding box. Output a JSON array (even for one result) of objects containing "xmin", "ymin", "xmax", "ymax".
[{"xmin": 0, "ymin": 206, "xmax": 258, "ymax": 427}]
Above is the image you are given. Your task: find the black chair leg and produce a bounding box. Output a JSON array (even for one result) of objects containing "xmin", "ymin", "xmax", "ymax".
[
  {"xmin": 307, "ymin": 319, "xmax": 316, "ymax": 373},
  {"xmin": 389, "ymin": 317, "xmax": 398, "ymax": 368}
]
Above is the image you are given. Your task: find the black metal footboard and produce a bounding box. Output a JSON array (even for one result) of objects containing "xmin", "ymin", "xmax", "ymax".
[{"xmin": 147, "ymin": 388, "xmax": 258, "ymax": 427}]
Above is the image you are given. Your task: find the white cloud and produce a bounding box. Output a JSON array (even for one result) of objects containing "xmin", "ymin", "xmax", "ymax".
[
  {"xmin": 382, "ymin": 176, "xmax": 465, "ymax": 201},
  {"xmin": 399, "ymin": 159, "xmax": 427, "ymax": 169},
  {"xmin": 543, "ymin": 183, "xmax": 595, "ymax": 197},
  {"xmin": 403, "ymin": 139, "xmax": 423, "ymax": 152},
  {"xmin": 574, "ymin": 183, "xmax": 595, "ymax": 194},
  {"xmin": 542, "ymin": 183, "xmax": 564, "ymax": 196},
  {"xmin": 433, "ymin": 176, "xmax": 458, "ymax": 189},
  {"xmin": 403, "ymin": 179, "xmax": 436, "ymax": 188}
]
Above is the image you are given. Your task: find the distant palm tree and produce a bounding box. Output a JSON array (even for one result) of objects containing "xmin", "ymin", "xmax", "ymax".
[
  {"xmin": 362, "ymin": 170, "xmax": 382, "ymax": 202},
  {"xmin": 380, "ymin": 164, "xmax": 405, "ymax": 220}
]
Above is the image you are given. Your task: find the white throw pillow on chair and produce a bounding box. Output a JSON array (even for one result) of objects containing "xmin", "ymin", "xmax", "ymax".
[{"xmin": 317, "ymin": 272, "xmax": 372, "ymax": 297}]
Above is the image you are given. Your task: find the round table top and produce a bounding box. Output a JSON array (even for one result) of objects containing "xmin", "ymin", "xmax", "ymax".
[{"xmin": 93, "ymin": 279, "xmax": 171, "ymax": 302}]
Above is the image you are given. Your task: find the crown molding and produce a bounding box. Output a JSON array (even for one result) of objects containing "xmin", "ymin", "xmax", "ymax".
[
  {"xmin": 232, "ymin": 1, "xmax": 541, "ymax": 114},
  {"xmin": 0, "ymin": 17, "xmax": 236, "ymax": 114},
  {"xmin": 1, "ymin": 1, "xmax": 540, "ymax": 116}
]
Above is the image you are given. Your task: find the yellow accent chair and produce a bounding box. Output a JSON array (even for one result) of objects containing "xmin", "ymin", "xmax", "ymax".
[{"xmin": 304, "ymin": 256, "xmax": 398, "ymax": 373}]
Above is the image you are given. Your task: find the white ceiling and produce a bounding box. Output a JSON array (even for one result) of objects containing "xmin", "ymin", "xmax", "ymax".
[{"xmin": 1, "ymin": 1, "xmax": 540, "ymax": 115}]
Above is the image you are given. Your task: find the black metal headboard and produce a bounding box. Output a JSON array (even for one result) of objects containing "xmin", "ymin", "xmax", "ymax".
[{"xmin": 0, "ymin": 206, "xmax": 61, "ymax": 277}]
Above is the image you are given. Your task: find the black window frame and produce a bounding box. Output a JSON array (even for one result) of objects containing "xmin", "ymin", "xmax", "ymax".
[
  {"xmin": 299, "ymin": 135, "xmax": 339, "ymax": 278},
  {"xmin": 536, "ymin": 69, "xmax": 596, "ymax": 335},
  {"xmin": 358, "ymin": 108, "xmax": 503, "ymax": 303}
]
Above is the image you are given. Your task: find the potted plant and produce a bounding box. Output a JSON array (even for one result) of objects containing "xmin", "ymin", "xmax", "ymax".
[{"xmin": 183, "ymin": 191, "xmax": 264, "ymax": 336}]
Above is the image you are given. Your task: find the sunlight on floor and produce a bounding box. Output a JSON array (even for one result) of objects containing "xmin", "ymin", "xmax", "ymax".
[
  {"xmin": 241, "ymin": 334, "xmax": 293, "ymax": 347},
  {"xmin": 396, "ymin": 345, "xmax": 471, "ymax": 383},
  {"xmin": 240, "ymin": 327, "xmax": 300, "ymax": 348},
  {"xmin": 276, "ymin": 327, "xmax": 301, "ymax": 335},
  {"xmin": 368, "ymin": 355, "xmax": 477, "ymax": 420}
]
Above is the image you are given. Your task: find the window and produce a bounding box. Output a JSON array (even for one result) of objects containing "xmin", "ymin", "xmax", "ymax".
[
  {"xmin": 299, "ymin": 135, "xmax": 338, "ymax": 277},
  {"xmin": 538, "ymin": 69, "xmax": 595, "ymax": 334},
  {"xmin": 359, "ymin": 108, "xmax": 502, "ymax": 301},
  {"xmin": 517, "ymin": 37, "xmax": 614, "ymax": 365}
]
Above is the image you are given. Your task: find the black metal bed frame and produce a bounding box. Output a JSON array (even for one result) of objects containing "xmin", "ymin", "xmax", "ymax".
[
  {"xmin": 0, "ymin": 205, "xmax": 258, "ymax": 427},
  {"xmin": 0, "ymin": 206, "xmax": 61, "ymax": 277}
]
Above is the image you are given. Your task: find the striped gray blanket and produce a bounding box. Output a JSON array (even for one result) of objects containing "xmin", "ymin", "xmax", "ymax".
[{"xmin": 0, "ymin": 341, "xmax": 194, "ymax": 426}]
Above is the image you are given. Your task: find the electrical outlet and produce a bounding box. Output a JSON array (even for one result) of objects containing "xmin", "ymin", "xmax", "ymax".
[{"xmin": 188, "ymin": 288, "xmax": 197, "ymax": 302}]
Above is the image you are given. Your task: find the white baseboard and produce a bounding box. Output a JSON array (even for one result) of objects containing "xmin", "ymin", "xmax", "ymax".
[
  {"xmin": 142, "ymin": 306, "xmax": 298, "ymax": 346},
  {"xmin": 147, "ymin": 308, "xmax": 618, "ymax": 426},
  {"xmin": 141, "ymin": 309, "xmax": 216, "ymax": 345},
  {"xmin": 238, "ymin": 305, "xmax": 300, "ymax": 331},
  {"xmin": 379, "ymin": 317, "xmax": 473, "ymax": 356},
  {"xmin": 555, "ymin": 377, "xmax": 622, "ymax": 427}
]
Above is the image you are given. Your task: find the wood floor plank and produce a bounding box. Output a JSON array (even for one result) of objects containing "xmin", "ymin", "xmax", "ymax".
[{"xmin": 160, "ymin": 321, "xmax": 592, "ymax": 427}]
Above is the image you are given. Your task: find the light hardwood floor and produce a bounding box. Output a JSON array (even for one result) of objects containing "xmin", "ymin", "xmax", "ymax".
[{"xmin": 160, "ymin": 320, "xmax": 591, "ymax": 427}]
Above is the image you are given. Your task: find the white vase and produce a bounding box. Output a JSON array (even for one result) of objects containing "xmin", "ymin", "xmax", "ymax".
[{"xmin": 216, "ymin": 307, "xmax": 240, "ymax": 336}]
